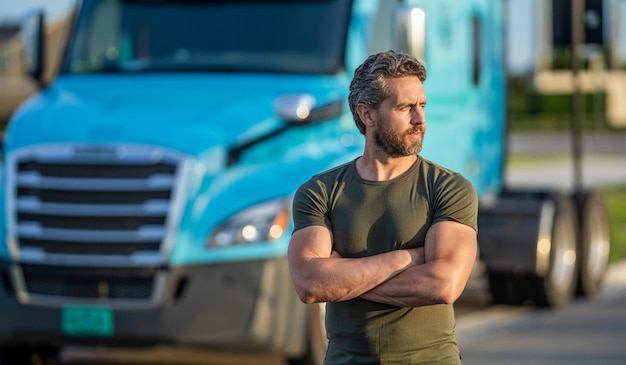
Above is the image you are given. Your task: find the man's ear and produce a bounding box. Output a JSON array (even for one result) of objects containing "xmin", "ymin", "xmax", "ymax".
[{"xmin": 356, "ymin": 103, "xmax": 375, "ymax": 127}]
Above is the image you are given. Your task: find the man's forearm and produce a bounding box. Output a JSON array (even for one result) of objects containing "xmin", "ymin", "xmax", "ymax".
[
  {"xmin": 360, "ymin": 221, "xmax": 478, "ymax": 307},
  {"xmin": 360, "ymin": 259, "xmax": 470, "ymax": 307},
  {"xmin": 359, "ymin": 265, "xmax": 437, "ymax": 307},
  {"xmin": 292, "ymin": 248, "xmax": 419, "ymax": 304}
]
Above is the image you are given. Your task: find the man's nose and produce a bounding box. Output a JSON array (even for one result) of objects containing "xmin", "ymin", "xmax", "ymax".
[{"xmin": 410, "ymin": 108, "xmax": 425, "ymax": 124}]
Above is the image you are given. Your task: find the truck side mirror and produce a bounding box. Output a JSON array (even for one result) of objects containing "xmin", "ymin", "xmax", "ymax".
[
  {"xmin": 273, "ymin": 94, "xmax": 343, "ymax": 126},
  {"xmin": 227, "ymin": 94, "xmax": 343, "ymax": 165},
  {"xmin": 273, "ymin": 94, "xmax": 316, "ymax": 124},
  {"xmin": 395, "ymin": 7, "xmax": 426, "ymax": 62},
  {"xmin": 21, "ymin": 9, "xmax": 46, "ymax": 83}
]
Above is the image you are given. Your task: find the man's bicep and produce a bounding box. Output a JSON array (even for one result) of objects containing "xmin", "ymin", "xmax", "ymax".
[
  {"xmin": 288, "ymin": 225, "xmax": 334, "ymax": 264},
  {"xmin": 421, "ymin": 220, "xmax": 477, "ymax": 303},
  {"xmin": 287, "ymin": 225, "xmax": 336, "ymax": 303},
  {"xmin": 424, "ymin": 220, "xmax": 477, "ymax": 264}
]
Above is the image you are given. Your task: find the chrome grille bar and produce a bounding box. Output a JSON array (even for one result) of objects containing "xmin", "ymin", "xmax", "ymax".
[{"xmin": 7, "ymin": 144, "xmax": 189, "ymax": 266}]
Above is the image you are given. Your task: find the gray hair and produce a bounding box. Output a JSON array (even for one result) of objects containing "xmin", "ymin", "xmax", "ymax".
[{"xmin": 348, "ymin": 50, "xmax": 427, "ymax": 135}]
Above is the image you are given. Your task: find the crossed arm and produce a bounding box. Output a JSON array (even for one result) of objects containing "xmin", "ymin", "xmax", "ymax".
[{"xmin": 287, "ymin": 220, "xmax": 477, "ymax": 307}]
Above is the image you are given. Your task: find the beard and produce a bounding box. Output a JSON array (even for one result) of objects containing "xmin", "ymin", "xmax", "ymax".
[{"xmin": 373, "ymin": 124, "xmax": 425, "ymax": 158}]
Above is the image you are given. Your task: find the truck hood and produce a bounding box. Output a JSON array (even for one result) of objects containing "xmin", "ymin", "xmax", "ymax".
[{"xmin": 7, "ymin": 73, "xmax": 348, "ymax": 159}]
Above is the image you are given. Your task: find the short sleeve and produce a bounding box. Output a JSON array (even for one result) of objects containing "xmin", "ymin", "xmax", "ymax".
[
  {"xmin": 292, "ymin": 178, "xmax": 333, "ymax": 234},
  {"xmin": 432, "ymin": 173, "xmax": 478, "ymax": 233}
]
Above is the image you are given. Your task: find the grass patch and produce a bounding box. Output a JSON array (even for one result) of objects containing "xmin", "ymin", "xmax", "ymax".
[{"xmin": 600, "ymin": 186, "xmax": 626, "ymax": 263}]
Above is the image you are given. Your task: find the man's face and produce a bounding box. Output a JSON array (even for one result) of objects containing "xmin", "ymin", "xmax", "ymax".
[{"xmin": 371, "ymin": 76, "xmax": 427, "ymax": 157}]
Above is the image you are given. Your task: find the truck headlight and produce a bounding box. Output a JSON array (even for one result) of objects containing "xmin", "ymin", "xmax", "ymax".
[{"xmin": 208, "ymin": 198, "xmax": 291, "ymax": 247}]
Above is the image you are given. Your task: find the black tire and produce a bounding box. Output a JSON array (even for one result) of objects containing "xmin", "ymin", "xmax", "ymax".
[
  {"xmin": 288, "ymin": 303, "xmax": 327, "ymax": 365},
  {"xmin": 487, "ymin": 194, "xmax": 578, "ymax": 308},
  {"xmin": 0, "ymin": 345, "xmax": 59, "ymax": 365},
  {"xmin": 574, "ymin": 191, "xmax": 611, "ymax": 297},
  {"xmin": 0, "ymin": 346, "xmax": 31, "ymax": 365},
  {"xmin": 487, "ymin": 272, "xmax": 526, "ymax": 306}
]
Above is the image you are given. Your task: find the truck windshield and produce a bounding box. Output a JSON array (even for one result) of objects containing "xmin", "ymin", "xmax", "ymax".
[{"xmin": 64, "ymin": 0, "xmax": 352, "ymax": 75}]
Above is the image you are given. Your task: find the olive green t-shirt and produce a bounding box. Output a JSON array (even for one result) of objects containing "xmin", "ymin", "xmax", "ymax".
[{"xmin": 292, "ymin": 156, "xmax": 478, "ymax": 365}]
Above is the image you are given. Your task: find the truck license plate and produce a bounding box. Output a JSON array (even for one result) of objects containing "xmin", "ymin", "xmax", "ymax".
[{"xmin": 62, "ymin": 305, "xmax": 114, "ymax": 337}]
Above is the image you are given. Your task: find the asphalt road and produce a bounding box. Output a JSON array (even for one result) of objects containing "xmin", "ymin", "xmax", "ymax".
[{"xmin": 457, "ymin": 261, "xmax": 626, "ymax": 365}]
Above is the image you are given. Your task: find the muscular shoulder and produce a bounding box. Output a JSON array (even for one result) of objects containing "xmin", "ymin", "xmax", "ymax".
[
  {"xmin": 418, "ymin": 157, "xmax": 475, "ymax": 193},
  {"xmin": 292, "ymin": 159, "xmax": 356, "ymax": 233},
  {"xmin": 418, "ymin": 157, "xmax": 478, "ymax": 231},
  {"xmin": 297, "ymin": 159, "xmax": 355, "ymax": 195}
]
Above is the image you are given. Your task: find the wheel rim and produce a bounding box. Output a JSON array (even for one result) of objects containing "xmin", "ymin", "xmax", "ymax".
[
  {"xmin": 550, "ymin": 212, "xmax": 577, "ymax": 292},
  {"xmin": 585, "ymin": 208, "xmax": 610, "ymax": 283}
]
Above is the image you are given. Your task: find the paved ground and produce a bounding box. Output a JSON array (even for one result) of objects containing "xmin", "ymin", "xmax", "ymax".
[{"xmin": 457, "ymin": 261, "xmax": 626, "ymax": 365}]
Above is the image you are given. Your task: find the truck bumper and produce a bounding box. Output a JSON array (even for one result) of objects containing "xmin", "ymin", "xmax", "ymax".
[{"xmin": 0, "ymin": 257, "xmax": 307, "ymax": 356}]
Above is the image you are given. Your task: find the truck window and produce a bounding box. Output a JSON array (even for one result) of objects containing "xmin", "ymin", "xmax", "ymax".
[{"xmin": 64, "ymin": 0, "xmax": 352, "ymax": 75}]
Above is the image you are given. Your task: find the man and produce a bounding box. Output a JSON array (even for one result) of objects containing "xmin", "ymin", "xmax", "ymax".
[{"xmin": 288, "ymin": 50, "xmax": 478, "ymax": 364}]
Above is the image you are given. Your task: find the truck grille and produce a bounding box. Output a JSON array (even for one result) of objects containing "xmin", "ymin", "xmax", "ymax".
[{"xmin": 6, "ymin": 144, "xmax": 189, "ymax": 302}]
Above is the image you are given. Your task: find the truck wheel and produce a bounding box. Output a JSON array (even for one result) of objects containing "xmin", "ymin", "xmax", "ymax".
[
  {"xmin": 487, "ymin": 195, "xmax": 578, "ymax": 308},
  {"xmin": 529, "ymin": 195, "xmax": 578, "ymax": 307},
  {"xmin": 574, "ymin": 191, "xmax": 610, "ymax": 297},
  {"xmin": 487, "ymin": 272, "xmax": 525, "ymax": 306},
  {"xmin": 288, "ymin": 302, "xmax": 327, "ymax": 365}
]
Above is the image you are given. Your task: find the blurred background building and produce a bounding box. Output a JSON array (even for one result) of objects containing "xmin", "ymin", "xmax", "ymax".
[{"xmin": 533, "ymin": 0, "xmax": 626, "ymax": 128}]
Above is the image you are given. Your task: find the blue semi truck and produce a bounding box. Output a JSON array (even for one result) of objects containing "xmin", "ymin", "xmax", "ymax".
[{"xmin": 0, "ymin": 0, "xmax": 610, "ymax": 364}]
